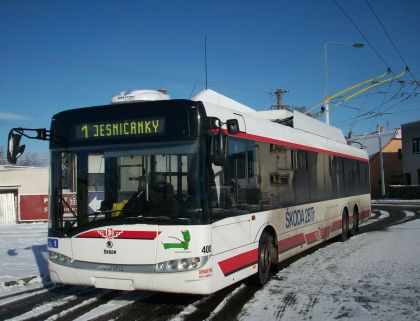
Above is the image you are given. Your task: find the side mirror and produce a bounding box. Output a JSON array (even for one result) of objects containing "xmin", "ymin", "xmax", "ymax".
[
  {"xmin": 7, "ymin": 130, "xmax": 26, "ymax": 164},
  {"xmin": 226, "ymin": 119, "xmax": 240, "ymax": 134}
]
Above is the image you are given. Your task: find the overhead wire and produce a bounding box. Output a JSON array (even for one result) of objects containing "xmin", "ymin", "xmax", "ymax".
[
  {"xmin": 366, "ymin": 80, "xmax": 404, "ymax": 132},
  {"xmin": 365, "ymin": 0, "xmax": 416, "ymax": 81},
  {"xmin": 333, "ymin": 81, "xmax": 419, "ymax": 127},
  {"xmin": 334, "ymin": 0, "xmax": 394, "ymax": 73},
  {"xmin": 326, "ymin": 68, "xmax": 407, "ymax": 117},
  {"xmin": 376, "ymin": 82, "xmax": 420, "ymax": 113},
  {"xmin": 331, "ymin": 1, "xmax": 419, "ymax": 130}
]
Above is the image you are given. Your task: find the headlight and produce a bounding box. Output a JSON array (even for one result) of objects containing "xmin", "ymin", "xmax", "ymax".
[
  {"xmin": 48, "ymin": 251, "xmax": 73, "ymax": 266},
  {"xmin": 155, "ymin": 255, "xmax": 209, "ymax": 273}
]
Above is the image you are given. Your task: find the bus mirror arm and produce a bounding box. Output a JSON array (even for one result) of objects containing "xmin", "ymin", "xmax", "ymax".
[{"xmin": 7, "ymin": 127, "xmax": 51, "ymax": 164}]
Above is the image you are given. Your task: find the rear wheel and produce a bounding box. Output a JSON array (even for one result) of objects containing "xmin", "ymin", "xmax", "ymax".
[
  {"xmin": 341, "ymin": 210, "xmax": 349, "ymax": 242},
  {"xmin": 351, "ymin": 210, "xmax": 359, "ymax": 236}
]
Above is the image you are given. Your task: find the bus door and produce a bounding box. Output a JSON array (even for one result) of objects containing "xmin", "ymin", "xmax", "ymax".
[{"xmin": 211, "ymin": 138, "xmax": 257, "ymax": 257}]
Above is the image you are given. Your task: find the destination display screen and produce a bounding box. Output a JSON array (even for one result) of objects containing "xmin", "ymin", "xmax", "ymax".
[{"xmin": 75, "ymin": 118, "xmax": 165, "ymax": 140}]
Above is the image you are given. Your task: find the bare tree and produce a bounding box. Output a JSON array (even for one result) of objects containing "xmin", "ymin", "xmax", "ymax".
[{"xmin": 18, "ymin": 152, "xmax": 41, "ymax": 167}]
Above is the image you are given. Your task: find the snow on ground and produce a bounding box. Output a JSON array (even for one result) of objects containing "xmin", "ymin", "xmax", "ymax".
[
  {"xmin": 0, "ymin": 223, "xmax": 48, "ymax": 293},
  {"xmin": 238, "ymin": 218, "xmax": 420, "ymax": 321},
  {"xmin": 372, "ymin": 199, "xmax": 420, "ymax": 204}
]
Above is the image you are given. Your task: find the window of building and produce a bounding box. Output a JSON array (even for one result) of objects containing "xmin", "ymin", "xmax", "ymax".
[
  {"xmin": 413, "ymin": 138, "xmax": 420, "ymax": 154},
  {"xmin": 398, "ymin": 148, "xmax": 402, "ymax": 159},
  {"xmin": 390, "ymin": 172, "xmax": 403, "ymax": 185},
  {"xmin": 405, "ymin": 173, "xmax": 412, "ymax": 185}
]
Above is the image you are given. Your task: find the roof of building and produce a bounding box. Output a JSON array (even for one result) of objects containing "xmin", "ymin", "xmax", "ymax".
[
  {"xmin": 348, "ymin": 128, "xmax": 401, "ymax": 158},
  {"xmin": 401, "ymin": 119, "xmax": 420, "ymax": 128}
]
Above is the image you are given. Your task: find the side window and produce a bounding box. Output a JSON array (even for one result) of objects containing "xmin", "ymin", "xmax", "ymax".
[
  {"xmin": 260, "ymin": 144, "xmax": 294, "ymax": 208},
  {"xmin": 61, "ymin": 152, "xmax": 76, "ymax": 193},
  {"xmin": 294, "ymin": 150, "xmax": 310, "ymax": 204},
  {"xmin": 308, "ymin": 152, "xmax": 324, "ymax": 202},
  {"xmin": 88, "ymin": 155, "xmax": 105, "ymax": 192},
  {"xmin": 210, "ymin": 138, "xmax": 262, "ymax": 220}
]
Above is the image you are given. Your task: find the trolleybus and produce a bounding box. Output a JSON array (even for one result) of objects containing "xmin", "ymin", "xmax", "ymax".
[{"xmin": 7, "ymin": 89, "xmax": 370, "ymax": 294}]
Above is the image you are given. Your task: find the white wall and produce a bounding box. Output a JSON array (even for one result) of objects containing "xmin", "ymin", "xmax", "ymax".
[{"xmin": 0, "ymin": 166, "xmax": 49, "ymax": 194}]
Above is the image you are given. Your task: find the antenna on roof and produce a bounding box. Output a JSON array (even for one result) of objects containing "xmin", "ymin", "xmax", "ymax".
[{"xmin": 205, "ymin": 36, "xmax": 208, "ymax": 90}]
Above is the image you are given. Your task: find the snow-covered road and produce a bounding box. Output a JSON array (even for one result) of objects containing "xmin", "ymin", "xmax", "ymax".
[
  {"xmin": 0, "ymin": 223, "xmax": 48, "ymax": 288},
  {"xmin": 238, "ymin": 218, "xmax": 420, "ymax": 321}
]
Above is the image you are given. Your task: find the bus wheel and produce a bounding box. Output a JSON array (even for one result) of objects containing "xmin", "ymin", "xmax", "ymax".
[
  {"xmin": 351, "ymin": 210, "xmax": 359, "ymax": 236},
  {"xmin": 341, "ymin": 210, "xmax": 349, "ymax": 242},
  {"xmin": 256, "ymin": 232, "xmax": 275, "ymax": 285}
]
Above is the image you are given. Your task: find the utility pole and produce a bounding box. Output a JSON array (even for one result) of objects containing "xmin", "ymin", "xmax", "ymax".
[
  {"xmin": 377, "ymin": 125, "xmax": 386, "ymax": 197},
  {"xmin": 271, "ymin": 89, "xmax": 289, "ymax": 110}
]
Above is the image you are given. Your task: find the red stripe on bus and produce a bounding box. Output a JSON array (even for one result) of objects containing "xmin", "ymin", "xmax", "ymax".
[
  {"xmin": 119, "ymin": 231, "xmax": 160, "ymax": 239},
  {"xmin": 331, "ymin": 220, "xmax": 342, "ymax": 232},
  {"xmin": 232, "ymin": 132, "xmax": 368, "ymax": 162},
  {"xmin": 76, "ymin": 231, "xmax": 100, "ymax": 238},
  {"xmin": 361, "ymin": 209, "xmax": 370, "ymax": 219},
  {"xmin": 320, "ymin": 226, "xmax": 331, "ymax": 238},
  {"xmin": 304, "ymin": 231, "xmax": 319, "ymax": 244},
  {"xmin": 278, "ymin": 233, "xmax": 306, "ymax": 253},
  {"xmin": 218, "ymin": 248, "xmax": 258, "ymax": 276},
  {"xmin": 218, "ymin": 208, "xmax": 372, "ymax": 277},
  {"xmin": 76, "ymin": 230, "xmax": 160, "ymax": 240}
]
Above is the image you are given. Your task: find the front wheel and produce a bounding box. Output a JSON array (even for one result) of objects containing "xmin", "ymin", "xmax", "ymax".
[{"xmin": 256, "ymin": 232, "xmax": 276, "ymax": 285}]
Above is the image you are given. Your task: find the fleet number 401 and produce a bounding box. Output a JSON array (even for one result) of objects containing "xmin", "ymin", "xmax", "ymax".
[{"xmin": 201, "ymin": 245, "xmax": 211, "ymax": 254}]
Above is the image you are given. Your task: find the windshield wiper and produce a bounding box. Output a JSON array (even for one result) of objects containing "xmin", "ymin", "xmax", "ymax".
[{"xmin": 141, "ymin": 215, "xmax": 191, "ymax": 223}]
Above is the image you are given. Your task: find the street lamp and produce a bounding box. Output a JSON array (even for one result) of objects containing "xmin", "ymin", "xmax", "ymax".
[{"xmin": 324, "ymin": 42, "xmax": 364, "ymax": 125}]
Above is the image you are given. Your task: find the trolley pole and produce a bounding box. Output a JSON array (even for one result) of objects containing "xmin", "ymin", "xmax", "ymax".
[{"xmin": 377, "ymin": 125, "xmax": 386, "ymax": 197}]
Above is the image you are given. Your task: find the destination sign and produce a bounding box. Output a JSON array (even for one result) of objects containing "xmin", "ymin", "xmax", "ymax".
[{"xmin": 75, "ymin": 118, "xmax": 165, "ymax": 140}]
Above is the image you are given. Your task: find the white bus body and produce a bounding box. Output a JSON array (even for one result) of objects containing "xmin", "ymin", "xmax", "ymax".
[{"xmin": 47, "ymin": 90, "xmax": 370, "ymax": 294}]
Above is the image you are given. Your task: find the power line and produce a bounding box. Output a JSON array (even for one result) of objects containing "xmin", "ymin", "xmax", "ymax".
[
  {"xmin": 334, "ymin": 0, "xmax": 393, "ymax": 73},
  {"xmin": 0, "ymin": 52, "xmax": 270, "ymax": 94},
  {"xmin": 333, "ymin": 78, "xmax": 414, "ymax": 126},
  {"xmin": 389, "ymin": 106, "xmax": 420, "ymax": 114},
  {"xmin": 333, "ymin": 81, "xmax": 419, "ymax": 127},
  {"xmin": 365, "ymin": 0, "xmax": 416, "ymax": 81},
  {"xmin": 334, "ymin": 84, "xmax": 420, "ymax": 127},
  {"xmin": 378, "ymin": 82, "xmax": 420, "ymax": 113},
  {"xmin": 367, "ymin": 80, "xmax": 396, "ymax": 132}
]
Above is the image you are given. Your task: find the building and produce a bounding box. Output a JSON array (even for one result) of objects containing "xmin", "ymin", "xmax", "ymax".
[
  {"xmin": 401, "ymin": 120, "xmax": 420, "ymax": 185},
  {"xmin": 349, "ymin": 128, "xmax": 402, "ymax": 199},
  {"xmin": 0, "ymin": 165, "xmax": 49, "ymax": 224}
]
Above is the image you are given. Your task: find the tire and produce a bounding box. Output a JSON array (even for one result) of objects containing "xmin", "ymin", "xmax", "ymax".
[
  {"xmin": 351, "ymin": 210, "xmax": 359, "ymax": 236},
  {"xmin": 341, "ymin": 210, "xmax": 349, "ymax": 242},
  {"xmin": 256, "ymin": 232, "xmax": 276, "ymax": 285}
]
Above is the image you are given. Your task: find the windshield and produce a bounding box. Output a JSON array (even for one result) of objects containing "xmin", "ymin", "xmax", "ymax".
[{"xmin": 49, "ymin": 140, "xmax": 208, "ymax": 236}]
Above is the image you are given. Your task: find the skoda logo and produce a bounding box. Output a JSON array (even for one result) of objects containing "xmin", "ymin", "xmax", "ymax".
[{"xmin": 106, "ymin": 240, "xmax": 113, "ymax": 248}]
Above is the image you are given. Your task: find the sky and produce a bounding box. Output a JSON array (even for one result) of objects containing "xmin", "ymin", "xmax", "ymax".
[{"xmin": 0, "ymin": 0, "xmax": 419, "ymax": 157}]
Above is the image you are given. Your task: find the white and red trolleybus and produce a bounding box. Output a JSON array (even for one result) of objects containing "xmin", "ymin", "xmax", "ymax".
[{"xmin": 7, "ymin": 89, "xmax": 370, "ymax": 294}]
